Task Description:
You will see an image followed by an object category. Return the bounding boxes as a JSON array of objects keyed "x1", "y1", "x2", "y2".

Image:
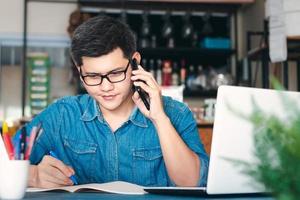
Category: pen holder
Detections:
[{"x1": 0, "y1": 160, "x2": 29, "y2": 199}]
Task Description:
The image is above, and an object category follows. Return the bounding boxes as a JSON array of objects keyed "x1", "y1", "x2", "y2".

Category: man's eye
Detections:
[
  {"x1": 109, "y1": 71, "x2": 123, "y2": 76},
  {"x1": 87, "y1": 74, "x2": 100, "y2": 79}
]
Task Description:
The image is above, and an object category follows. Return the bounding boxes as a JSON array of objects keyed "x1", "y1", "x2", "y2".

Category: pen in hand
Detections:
[{"x1": 49, "y1": 151, "x2": 78, "y2": 185}]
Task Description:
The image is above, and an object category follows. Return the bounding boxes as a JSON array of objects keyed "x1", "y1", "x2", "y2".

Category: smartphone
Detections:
[{"x1": 131, "y1": 58, "x2": 150, "y2": 110}]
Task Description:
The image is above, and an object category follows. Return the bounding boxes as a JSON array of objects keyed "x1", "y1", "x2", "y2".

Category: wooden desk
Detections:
[
  {"x1": 142, "y1": 0, "x2": 255, "y2": 3},
  {"x1": 23, "y1": 192, "x2": 273, "y2": 200}
]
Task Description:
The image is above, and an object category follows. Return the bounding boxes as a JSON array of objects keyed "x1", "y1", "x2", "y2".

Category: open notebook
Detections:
[
  {"x1": 27, "y1": 181, "x2": 146, "y2": 195},
  {"x1": 26, "y1": 181, "x2": 206, "y2": 195}
]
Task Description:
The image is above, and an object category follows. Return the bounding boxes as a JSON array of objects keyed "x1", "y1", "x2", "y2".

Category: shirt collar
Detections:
[
  {"x1": 80, "y1": 97, "x2": 148, "y2": 128},
  {"x1": 129, "y1": 106, "x2": 148, "y2": 128},
  {"x1": 80, "y1": 97, "x2": 103, "y2": 122}
]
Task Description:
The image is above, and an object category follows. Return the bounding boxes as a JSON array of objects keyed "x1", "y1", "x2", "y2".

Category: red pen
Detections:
[
  {"x1": 2, "y1": 122, "x2": 14, "y2": 160},
  {"x1": 25, "y1": 124, "x2": 41, "y2": 160}
]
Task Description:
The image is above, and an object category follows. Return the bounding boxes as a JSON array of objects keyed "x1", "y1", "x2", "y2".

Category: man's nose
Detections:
[{"x1": 100, "y1": 77, "x2": 114, "y2": 91}]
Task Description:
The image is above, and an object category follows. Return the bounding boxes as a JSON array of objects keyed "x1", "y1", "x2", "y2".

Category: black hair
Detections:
[{"x1": 71, "y1": 15, "x2": 136, "y2": 66}]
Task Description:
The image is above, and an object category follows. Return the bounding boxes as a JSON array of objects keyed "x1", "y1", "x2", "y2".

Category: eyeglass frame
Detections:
[{"x1": 79, "y1": 59, "x2": 131, "y2": 86}]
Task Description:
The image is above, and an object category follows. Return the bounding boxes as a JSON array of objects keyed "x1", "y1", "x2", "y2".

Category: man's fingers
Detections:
[
  {"x1": 44, "y1": 173, "x2": 73, "y2": 186},
  {"x1": 37, "y1": 165, "x2": 73, "y2": 187},
  {"x1": 132, "y1": 91, "x2": 140, "y2": 100},
  {"x1": 133, "y1": 81, "x2": 152, "y2": 94},
  {"x1": 131, "y1": 74, "x2": 157, "y2": 89},
  {"x1": 47, "y1": 165, "x2": 74, "y2": 185},
  {"x1": 131, "y1": 69, "x2": 158, "y2": 89},
  {"x1": 35, "y1": 155, "x2": 76, "y2": 189},
  {"x1": 38, "y1": 178, "x2": 69, "y2": 189},
  {"x1": 44, "y1": 155, "x2": 73, "y2": 177},
  {"x1": 68, "y1": 166, "x2": 75, "y2": 175}
]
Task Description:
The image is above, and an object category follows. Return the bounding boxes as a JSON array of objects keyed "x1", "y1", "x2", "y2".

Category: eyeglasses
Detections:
[{"x1": 80, "y1": 60, "x2": 130, "y2": 86}]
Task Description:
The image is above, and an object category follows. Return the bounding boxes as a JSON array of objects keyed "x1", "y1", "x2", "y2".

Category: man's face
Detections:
[{"x1": 80, "y1": 48, "x2": 134, "y2": 112}]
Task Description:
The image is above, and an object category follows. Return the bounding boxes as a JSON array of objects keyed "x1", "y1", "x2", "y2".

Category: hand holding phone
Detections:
[{"x1": 131, "y1": 58, "x2": 150, "y2": 110}]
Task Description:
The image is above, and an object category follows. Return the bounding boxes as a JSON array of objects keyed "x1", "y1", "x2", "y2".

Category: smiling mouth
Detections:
[{"x1": 102, "y1": 95, "x2": 117, "y2": 100}]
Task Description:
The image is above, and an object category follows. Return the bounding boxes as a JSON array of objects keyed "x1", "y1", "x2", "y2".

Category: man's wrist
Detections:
[
  {"x1": 28, "y1": 165, "x2": 38, "y2": 187},
  {"x1": 152, "y1": 112, "x2": 170, "y2": 127}
]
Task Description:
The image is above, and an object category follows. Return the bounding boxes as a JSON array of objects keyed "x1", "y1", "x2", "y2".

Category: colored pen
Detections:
[
  {"x1": 34, "y1": 124, "x2": 43, "y2": 141},
  {"x1": 0, "y1": 133, "x2": 9, "y2": 161},
  {"x1": 2, "y1": 122, "x2": 14, "y2": 160},
  {"x1": 14, "y1": 134, "x2": 21, "y2": 160},
  {"x1": 25, "y1": 123, "x2": 42, "y2": 160},
  {"x1": 49, "y1": 151, "x2": 78, "y2": 185},
  {"x1": 20, "y1": 126, "x2": 27, "y2": 160}
]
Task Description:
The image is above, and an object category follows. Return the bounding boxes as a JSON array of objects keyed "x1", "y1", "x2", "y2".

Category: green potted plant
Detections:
[{"x1": 239, "y1": 79, "x2": 300, "y2": 200}]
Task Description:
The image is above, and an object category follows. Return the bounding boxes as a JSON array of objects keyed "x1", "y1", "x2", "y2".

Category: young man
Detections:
[{"x1": 22, "y1": 15, "x2": 209, "y2": 188}]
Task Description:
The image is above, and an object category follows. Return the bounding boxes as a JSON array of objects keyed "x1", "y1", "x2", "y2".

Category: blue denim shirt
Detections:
[{"x1": 16, "y1": 94, "x2": 209, "y2": 186}]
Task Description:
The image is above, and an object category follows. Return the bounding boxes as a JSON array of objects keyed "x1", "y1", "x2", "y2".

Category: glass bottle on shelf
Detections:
[
  {"x1": 119, "y1": 10, "x2": 128, "y2": 24},
  {"x1": 141, "y1": 58, "x2": 147, "y2": 70},
  {"x1": 151, "y1": 35, "x2": 157, "y2": 48},
  {"x1": 206, "y1": 66, "x2": 217, "y2": 90},
  {"x1": 192, "y1": 31, "x2": 199, "y2": 48},
  {"x1": 149, "y1": 59, "x2": 156, "y2": 78},
  {"x1": 186, "y1": 64, "x2": 197, "y2": 91},
  {"x1": 180, "y1": 59, "x2": 187, "y2": 85},
  {"x1": 182, "y1": 12, "x2": 194, "y2": 47},
  {"x1": 118, "y1": 10, "x2": 138, "y2": 46},
  {"x1": 194, "y1": 65, "x2": 207, "y2": 90},
  {"x1": 171, "y1": 62, "x2": 180, "y2": 86},
  {"x1": 162, "y1": 11, "x2": 175, "y2": 48},
  {"x1": 156, "y1": 59, "x2": 162, "y2": 85},
  {"x1": 201, "y1": 12, "x2": 213, "y2": 36},
  {"x1": 162, "y1": 60, "x2": 172, "y2": 86},
  {"x1": 139, "y1": 11, "x2": 151, "y2": 48}
]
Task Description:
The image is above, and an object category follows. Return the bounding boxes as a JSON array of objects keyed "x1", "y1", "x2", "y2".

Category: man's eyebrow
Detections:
[
  {"x1": 84, "y1": 67, "x2": 125, "y2": 75},
  {"x1": 84, "y1": 72, "x2": 100, "y2": 75},
  {"x1": 109, "y1": 67, "x2": 125, "y2": 72}
]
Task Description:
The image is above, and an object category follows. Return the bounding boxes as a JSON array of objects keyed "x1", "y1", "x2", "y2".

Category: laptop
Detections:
[{"x1": 145, "y1": 85, "x2": 300, "y2": 196}]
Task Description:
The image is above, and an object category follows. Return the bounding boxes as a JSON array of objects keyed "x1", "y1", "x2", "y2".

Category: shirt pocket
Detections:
[
  {"x1": 63, "y1": 138, "x2": 97, "y2": 183},
  {"x1": 132, "y1": 146, "x2": 164, "y2": 186}
]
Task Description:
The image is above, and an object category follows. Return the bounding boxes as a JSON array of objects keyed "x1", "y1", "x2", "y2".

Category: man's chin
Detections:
[
  {"x1": 98, "y1": 102, "x2": 121, "y2": 112},
  {"x1": 96, "y1": 93, "x2": 133, "y2": 112}
]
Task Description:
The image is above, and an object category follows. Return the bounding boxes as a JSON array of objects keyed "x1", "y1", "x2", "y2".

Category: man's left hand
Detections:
[{"x1": 131, "y1": 65, "x2": 167, "y2": 122}]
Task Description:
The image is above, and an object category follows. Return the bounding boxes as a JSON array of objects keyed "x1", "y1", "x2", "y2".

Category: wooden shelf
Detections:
[
  {"x1": 184, "y1": 89, "x2": 217, "y2": 98},
  {"x1": 134, "y1": 0, "x2": 254, "y2": 3},
  {"x1": 79, "y1": 0, "x2": 254, "y2": 4},
  {"x1": 248, "y1": 39, "x2": 300, "y2": 61},
  {"x1": 79, "y1": 0, "x2": 252, "y2": 12},
  {"x1": 197, "y1": 120, "x2": 214, "y2": 127},
  {"x1": 287, "y1": 36, "x2": 300, "y2": 40},
  {"x1": 29, "y1": 0, "x2": 254, "y2": 3},
  {"x1": 140, "y1": 47, "x2": 235, "y2": 58}
]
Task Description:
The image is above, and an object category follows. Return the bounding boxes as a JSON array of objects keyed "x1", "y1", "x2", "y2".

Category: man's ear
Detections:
[{"x1": 132, "y1": 52, "x2": 141, "y2": 65}]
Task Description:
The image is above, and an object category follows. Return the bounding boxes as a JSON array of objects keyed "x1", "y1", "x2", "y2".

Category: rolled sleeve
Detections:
[
  {"x1": 187, "y1": 141, "x2": 209, "y2": 187},
  {"x1": 173, "y1": 105, "x2": 210, "y2": 187},
  {"x1": 197, "y1": 150, "x2": 209, "y2": 187}
]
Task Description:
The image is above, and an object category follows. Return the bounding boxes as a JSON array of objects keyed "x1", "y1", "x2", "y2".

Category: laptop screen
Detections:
[{"x1": 207, "y1": 86, "x2": 300, "y2": 194}]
